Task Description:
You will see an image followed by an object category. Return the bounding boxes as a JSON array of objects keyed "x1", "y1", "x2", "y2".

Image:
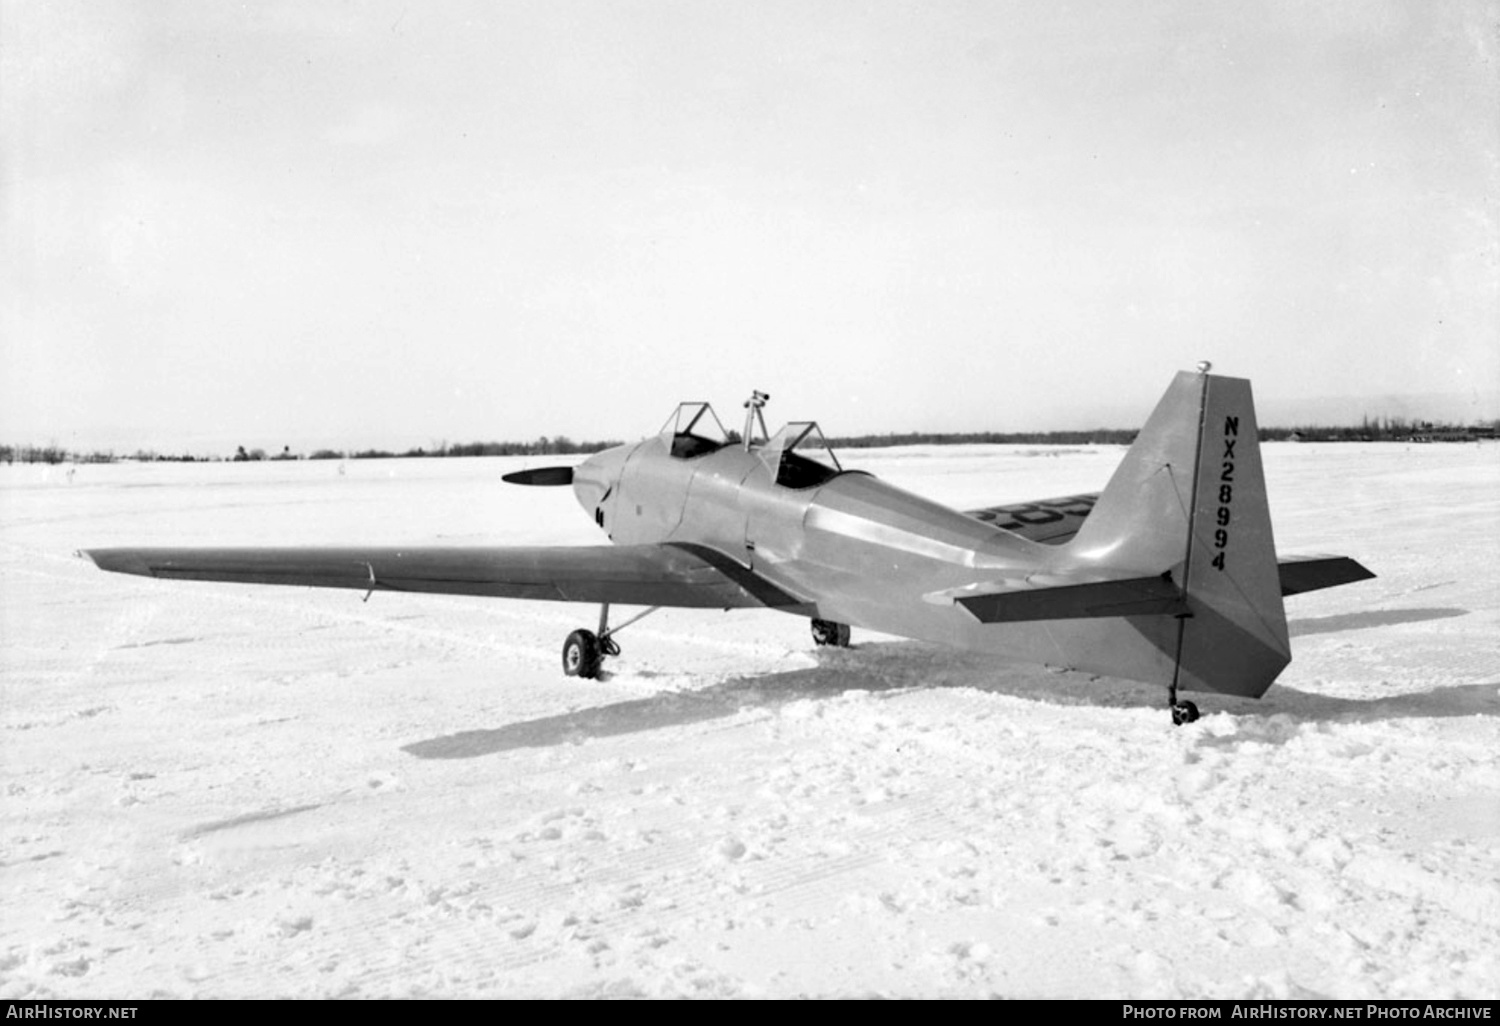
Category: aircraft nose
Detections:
[{"x1": 573, "y1": 445, "x2": 627, "y2": 518}]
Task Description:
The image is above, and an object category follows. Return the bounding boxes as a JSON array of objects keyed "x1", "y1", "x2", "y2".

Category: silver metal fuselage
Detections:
[{"x1": 571, "y1": 436, "x2": 1180, "y2": 682}]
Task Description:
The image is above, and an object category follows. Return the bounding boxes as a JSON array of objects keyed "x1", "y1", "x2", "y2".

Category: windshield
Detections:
[
  {"x1": 658, "y1": 402, "x2": 731, "y2": 458},
  {"x1": 761, "y1": 421, "x2": 843, "y2": 489}
]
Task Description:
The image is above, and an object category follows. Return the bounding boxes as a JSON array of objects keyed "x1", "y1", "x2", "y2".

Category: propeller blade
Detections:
[{"x1": 501, "y1": 466, "x2": 575, "y2": 486}]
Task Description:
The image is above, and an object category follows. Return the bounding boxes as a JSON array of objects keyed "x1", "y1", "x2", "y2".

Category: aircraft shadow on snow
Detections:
[
  {"x1": 402, "y1": 613, "x2": 1495, "y2": 761},
  {"x1": 1287, "y1": 606, "x2": 1467, "y2": 637}
]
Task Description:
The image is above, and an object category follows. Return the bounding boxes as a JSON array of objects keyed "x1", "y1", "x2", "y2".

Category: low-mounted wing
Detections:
[{"x1": 81, "y1": 543, "x2": 809, "y2": 611}]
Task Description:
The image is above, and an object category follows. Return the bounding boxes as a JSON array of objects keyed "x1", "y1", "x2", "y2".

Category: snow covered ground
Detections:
[{"x1": 2, "y1": 443, "x2": 1496, "y2": 998}]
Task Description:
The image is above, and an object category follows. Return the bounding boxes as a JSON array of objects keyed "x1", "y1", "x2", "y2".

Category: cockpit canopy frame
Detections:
[
  {"x1": 659, "y1": 402, "x2": 731, "y2": 459},
  {"x1": 657, "y1": 398, "x2": 848, "y2": 489},
  {"x1": 760, "y1": 421, "x2": 843, "y2": 489}
]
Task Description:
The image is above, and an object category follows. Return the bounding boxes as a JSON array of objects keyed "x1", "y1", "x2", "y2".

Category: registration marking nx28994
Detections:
[{"x1": 1211, "y1": 415, "x2": 1238, "y2": 572}]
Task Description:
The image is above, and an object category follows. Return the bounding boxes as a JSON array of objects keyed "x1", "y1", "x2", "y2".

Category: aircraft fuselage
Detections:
[{"x1": 570, "y1": 435, "x2": 1181, "y2": 685}]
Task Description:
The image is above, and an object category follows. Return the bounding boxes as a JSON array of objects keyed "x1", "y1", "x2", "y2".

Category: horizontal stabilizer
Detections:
[
  {"x1": 1277, "y1": 555, "x2": 1376, "y2": 596},
  {"x1": 953, "y1": 573, "x2": 1186, "y2": 623},
  {"x1": 948, "y1": 554, "x2": 1375, "y2": 624}
]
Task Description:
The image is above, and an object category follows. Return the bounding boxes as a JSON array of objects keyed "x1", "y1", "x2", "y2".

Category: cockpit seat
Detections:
[{"x1": 670, "y1": 433, "x2": 724, "y2": 459}]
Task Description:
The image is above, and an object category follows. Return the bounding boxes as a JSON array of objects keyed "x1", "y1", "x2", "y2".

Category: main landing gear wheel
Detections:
[
  {"x1": 1171, "y1": 700, "x2": 1200, "y2": 726},
  {"x1": 562, "y1": 629, "x2": 602, "y2": 679},
  {"x1": 811, "y1": 618, "x2": 851, "y2": 648},
  {"x1": 560, "y1": 603, "x2": 660, "y2": 679}
]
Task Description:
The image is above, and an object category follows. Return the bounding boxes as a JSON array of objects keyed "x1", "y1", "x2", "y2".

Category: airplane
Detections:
[{"x1": 82, "y1": 365, "x2": 1373, "y2": 725}]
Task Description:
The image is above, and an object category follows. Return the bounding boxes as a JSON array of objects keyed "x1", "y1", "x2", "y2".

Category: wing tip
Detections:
[{"x1": 78, "y1": 548, "x2": 152, "y2": 577}]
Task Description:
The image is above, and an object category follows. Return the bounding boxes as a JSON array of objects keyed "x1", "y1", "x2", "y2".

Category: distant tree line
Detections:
[
  {"x1": 825, "y1": 428, "x2": 1144, "y2": 448},
  {"x1": 827, "y1": 416, "x2": 1496, "y2": 448},
  {"x1": 0, "y1": 436, "x2": 625, "y2": 465},
  {"x1": 308, "y1": 436, "x2": 628, "y2": 460},
  {"x1": 3, "y1": 418, "x2": 1494, "y2": 465},
  {"x1": 1258, "y1": 416, "x2": 1498, "y2": 443},
  {"x1": 232, "y1": 445, "x2": 299, "y2": 461},
  {"x1": 0, "y1": 444, "x2": 207, "y2": 464},
  {"x1": 0, "y1": 444, "x2": 71, "y2": 464}
]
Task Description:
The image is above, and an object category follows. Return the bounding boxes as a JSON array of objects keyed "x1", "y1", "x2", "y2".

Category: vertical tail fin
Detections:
[{"x1": 1068, "y1": 370, "x2": 1290, "y2": 697}]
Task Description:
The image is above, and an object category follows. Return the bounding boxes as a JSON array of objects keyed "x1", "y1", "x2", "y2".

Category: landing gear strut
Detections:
[
  {"x1": 1166, "y1": 614, "x2": 1201, "y2": 726},
  {"x1": 561, "y1": 603, "x2": 657, "y2": 679},
  {"x1": 811, "y1": 618, "x2": 851, "y2": 648}
]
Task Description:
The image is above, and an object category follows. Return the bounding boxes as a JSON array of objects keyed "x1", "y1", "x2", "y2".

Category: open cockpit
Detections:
[
  {"x1": 759, "y1": 421, "x2": 843, "y2": 489},
  {"x1": 658, "y1": 393, "x2": 851, "y2": 489},
  {"x1": 659, "y1": 402, "x2": 732, "y2": 459}
]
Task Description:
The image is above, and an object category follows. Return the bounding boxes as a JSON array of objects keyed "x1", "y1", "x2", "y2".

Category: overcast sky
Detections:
[{"x1": 3, "y1": 0, "x2": 1496, "y2": 453}]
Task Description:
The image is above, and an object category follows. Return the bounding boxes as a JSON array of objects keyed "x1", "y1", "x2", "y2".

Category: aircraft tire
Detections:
[
  {"x1": 1171, "y1": 700, "x2": 1200, "y2": 726},
  {"x1": 563, "y1": 629, "x2": 602, "y2": 678},
  {"x1": 811, "y1": 619, "x2": 851, "y2": 648}
]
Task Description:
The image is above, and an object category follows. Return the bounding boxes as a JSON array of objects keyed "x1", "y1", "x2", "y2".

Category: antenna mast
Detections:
[{"x1": 742, "y1": 391, "x2": 770, "y2": 451}]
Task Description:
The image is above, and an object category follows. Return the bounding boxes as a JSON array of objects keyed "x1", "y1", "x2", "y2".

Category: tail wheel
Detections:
[
  {"x1": 563, "y1": 629, "x2": 602, "y2": 678},
  {"x1": 811, "y1": 618, "x2": 851, "y2": 648},
  {"x1": 1171, "y1": 700, "x2": 1200, "y2": 726}
]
